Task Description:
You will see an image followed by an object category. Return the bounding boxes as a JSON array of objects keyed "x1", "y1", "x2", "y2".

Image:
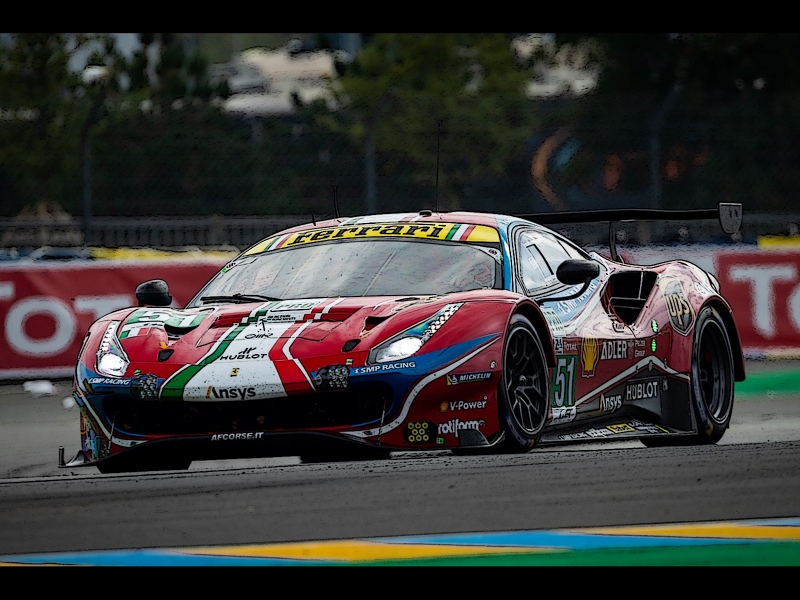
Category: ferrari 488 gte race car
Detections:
[{"x1": 63, "y1": 204, "x2": 744, "y2": 473}]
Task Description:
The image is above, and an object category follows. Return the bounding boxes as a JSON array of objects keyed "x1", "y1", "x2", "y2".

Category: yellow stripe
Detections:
[
  {"x1": 182, "y1": 540, "x2": 554, "y2": 562},
  {"x1": 244, "y1": 223, "x2": 499, "y2": 254},
  {"x1": 571, "y1": 522, "x2": 800, "y2": 541},
  {"x1": 244, "y1": 237, "x2": 279, "y2": 256},
  {"x1": 465, "y1": 227, "x2": 500, "y2": 243},
  {"x1": 758, "y1": 235, "x2": 800, "y2": 248}
]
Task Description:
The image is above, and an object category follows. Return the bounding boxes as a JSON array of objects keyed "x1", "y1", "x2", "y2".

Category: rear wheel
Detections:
[
  {"x1": 642, "y1": 306, "x2": 734, "y2": 447},
  {"x1": 495, "y1": 314, "x2": 549, "y2": 453}
]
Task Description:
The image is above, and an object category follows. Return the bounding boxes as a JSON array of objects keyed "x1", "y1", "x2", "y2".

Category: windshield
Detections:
[{"x1": 189, "y1": 239, "x2": 501, "y2": 306}]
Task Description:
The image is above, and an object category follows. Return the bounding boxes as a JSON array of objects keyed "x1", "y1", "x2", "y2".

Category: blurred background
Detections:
[{"x1": 2, "y1": 33, "x2": 800, "y2": 379}]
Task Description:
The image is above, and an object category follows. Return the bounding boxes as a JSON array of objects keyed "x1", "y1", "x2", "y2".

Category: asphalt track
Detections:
[{"x1": 1, "y1": 360, "x2": 800, "y2": 563}]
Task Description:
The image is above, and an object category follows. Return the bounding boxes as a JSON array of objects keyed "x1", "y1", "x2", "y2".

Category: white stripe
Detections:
[
  {"x1": 282, "y1": 321, "x2": 315, "y2": 387},
  {"x1": 575, "y1": 355, "x2": 689, "y2": 407},
  {"x1": 450, "y1": 224, "x2": 469, "y2": 241},
  {"x1": 315, "y1": 296, "x2": 345, "y2": 320},
  {"x1": 344, "y1": 337, "x2": 499, "y2": 439},
  {"x1": 158, "y1": 322, "x2": 242, "y2": 396},
  {"x1": 272, "y1": 233, "x2": 291, "y2": 248}
]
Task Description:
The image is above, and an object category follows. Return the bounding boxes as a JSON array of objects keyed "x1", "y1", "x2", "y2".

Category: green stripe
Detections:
[
  {"x1": 736, "y1": 369, "x2": 800, "y2": 397},
  {"x1": 159, "y1": 324, "x2": 247, "y2": 399},
  {"x1": 362, "y1": 542, "x2": 800, "y2": 566},
  {"x1": 444, "y1": 223, "x2": 460, "y2": 240}
]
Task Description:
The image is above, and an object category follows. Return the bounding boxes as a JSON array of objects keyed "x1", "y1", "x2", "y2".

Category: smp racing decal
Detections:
[
  {"x1": 351, "y1": 361, "x2": 416, "y2": 375},
  {"x1": 662, "y1": 278, "x2": 695, "y2": 336}
]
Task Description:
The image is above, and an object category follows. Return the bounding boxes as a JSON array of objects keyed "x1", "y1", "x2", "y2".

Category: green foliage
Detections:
[
  {"x1": 547, "y1": 33, "x2": 800, "y2": 212},
  {"x1": 331, "y1": 33, "x2": 538, "y2": 210}
]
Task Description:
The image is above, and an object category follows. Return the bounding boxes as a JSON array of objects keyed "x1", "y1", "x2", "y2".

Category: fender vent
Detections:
[{"x1": 608, "y1": 271, "x2": 657, "y2": 325}]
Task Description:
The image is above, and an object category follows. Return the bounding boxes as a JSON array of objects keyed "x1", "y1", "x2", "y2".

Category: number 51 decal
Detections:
[{"x1": 551, "y1": 355, "x2": 577, "y2": 408}]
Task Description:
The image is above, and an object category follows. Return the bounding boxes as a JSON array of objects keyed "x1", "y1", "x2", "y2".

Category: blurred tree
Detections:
[
  {"x1": 547, "y1": 33, "x2": 800, "y2": 212},
  {"x1": 0, "y1": 33, "x2": 114, "y2": 216},
  {"x1": 325, "y1": 33, "x2": 538, "y2": 212}
]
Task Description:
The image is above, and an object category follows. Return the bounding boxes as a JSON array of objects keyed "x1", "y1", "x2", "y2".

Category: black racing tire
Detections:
[
  {"x1": 300, "y1": 447, "x2": 391, "y2": 464},
  {"x1": 641, "y1": 306, "x2": 734, "y2": 447},
  {"x1": 495, "y1": 314, "x2": 550, "y2": 453}
]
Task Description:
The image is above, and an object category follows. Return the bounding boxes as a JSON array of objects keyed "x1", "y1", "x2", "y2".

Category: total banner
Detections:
[{"x1": 0, "y1": 260, "x2": 226, "y2": 379}]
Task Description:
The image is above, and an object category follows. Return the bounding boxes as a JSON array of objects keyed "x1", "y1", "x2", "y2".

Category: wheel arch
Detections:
[
  {"x1": 703, "y1": 298, "x2": 746, "y2": 382},
  {"x1": 510, "y1": 300, "x2": 557, "y2": 369}
]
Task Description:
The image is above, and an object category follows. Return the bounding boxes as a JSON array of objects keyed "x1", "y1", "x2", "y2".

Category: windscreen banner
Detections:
[{"x1": 0, "y1": 260, "x2": 226, "y2": 379}]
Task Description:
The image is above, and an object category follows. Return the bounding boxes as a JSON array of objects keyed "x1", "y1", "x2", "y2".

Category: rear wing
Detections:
[{"x1": 516, "y1": 202, "x2": 742, "y2": 263}]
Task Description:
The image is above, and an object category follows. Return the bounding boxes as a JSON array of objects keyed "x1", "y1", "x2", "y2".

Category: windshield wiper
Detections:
[{"x1": 200, "y1": 294, "x2": 283, "y2": 304}]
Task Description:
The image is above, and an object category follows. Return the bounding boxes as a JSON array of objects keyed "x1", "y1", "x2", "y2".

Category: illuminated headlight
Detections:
[
  {"x1": 373, "y1": 337, "x2": 424, "y2": 364},
  {"x1": 369, "y1": 303, "x2": 462, "y2": 364},
  {"x1": 95, "y1": 321, "x2": 129, "y2": 378}
]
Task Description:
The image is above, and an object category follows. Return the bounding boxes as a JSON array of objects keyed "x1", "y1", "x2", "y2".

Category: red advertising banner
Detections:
[
  {"x1": 715, "y1": 250, "x2": 800, "y2": 356},
  {"x1": 0, "y1": 260, "x2": 226, "y2": 379}
]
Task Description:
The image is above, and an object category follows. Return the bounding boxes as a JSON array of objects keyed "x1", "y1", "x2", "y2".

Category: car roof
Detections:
[{"x1": 277, "y1": 211, "x2": 504, "y2": 235}]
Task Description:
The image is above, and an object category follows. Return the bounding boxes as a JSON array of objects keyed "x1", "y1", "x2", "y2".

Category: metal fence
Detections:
[{"x1": 2, "y1": 211, "x2": 799, "y2": 250}]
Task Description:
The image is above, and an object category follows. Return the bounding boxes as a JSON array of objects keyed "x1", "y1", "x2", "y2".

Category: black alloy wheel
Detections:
[
  {"x1": 497, "y1": 314, "x2": 550, "y2": 452},
  {"x1": 690, "y1": 306, "x2": 735, "y2": 443},
  {"x1": 641, "y1": 306, "x2": 734, "y2": 447}
]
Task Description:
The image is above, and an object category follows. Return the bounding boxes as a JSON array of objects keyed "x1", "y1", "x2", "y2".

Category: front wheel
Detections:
[{"x1": 495, "y1": 314, "x2": 550, "y2": 453}]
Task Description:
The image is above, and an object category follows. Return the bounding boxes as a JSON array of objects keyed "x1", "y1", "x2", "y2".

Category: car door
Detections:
[{"x1": 514, "y1": 227, "x2": 624, "y2": 426}]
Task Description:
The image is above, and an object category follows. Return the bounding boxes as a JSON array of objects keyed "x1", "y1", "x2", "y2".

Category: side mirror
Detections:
[
  {"x1": 556, "y1": 259, "x2": 600, "y2": 286},
  {"x1": 135, "y1": 279, "x2": 172, "y2": 307}
]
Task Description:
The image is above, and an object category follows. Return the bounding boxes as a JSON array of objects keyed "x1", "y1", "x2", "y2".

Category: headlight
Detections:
[
  {"x1": 369, "y1": 303, "x2": 462, "y2": 364},
  {"x1": 95, "y1": 321, "x2": 129, "y2": 377},
  {"x1": 372, "y1": 337, "x2": 424, "y2": 364}
]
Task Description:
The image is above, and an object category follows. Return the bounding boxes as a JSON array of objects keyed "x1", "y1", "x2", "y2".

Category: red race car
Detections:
[{"x1": 62, "y1": 204, "x2": 744, "y2": 473}]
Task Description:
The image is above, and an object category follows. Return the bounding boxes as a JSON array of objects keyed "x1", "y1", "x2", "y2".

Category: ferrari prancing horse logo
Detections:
[{"x1": 663, "y1": 279, "x2": 694, "y2": 336}]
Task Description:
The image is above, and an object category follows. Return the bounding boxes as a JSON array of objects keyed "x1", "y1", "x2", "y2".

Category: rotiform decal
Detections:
[
  {"x1": 662, "y1": 279, "x2": 695, "y2": 336},
  {"x1": 437, "y1": 418, "x2": 485, "y2": 438}
]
